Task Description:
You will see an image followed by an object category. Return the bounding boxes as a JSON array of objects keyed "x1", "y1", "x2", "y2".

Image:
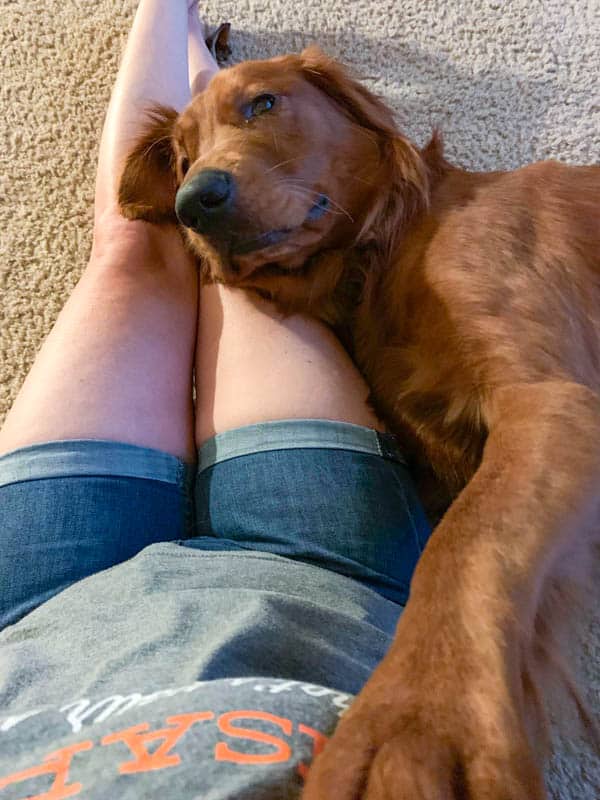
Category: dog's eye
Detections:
[
  {"x1": 246, "y1": 93, "x2": 276, "y2": 120},
  {"x1": 180, "y1": 157, "x2": 190, "y2": 176}
]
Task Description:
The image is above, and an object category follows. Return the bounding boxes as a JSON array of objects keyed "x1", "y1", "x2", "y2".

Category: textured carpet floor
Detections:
[{"x1": 1, "y1": 0, "x2": 598, "y2": 795}]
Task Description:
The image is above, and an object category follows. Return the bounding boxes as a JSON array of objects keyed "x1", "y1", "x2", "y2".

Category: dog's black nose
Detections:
[{"x1": 175, "y1": 169, "x2": 235, "y2": 231}]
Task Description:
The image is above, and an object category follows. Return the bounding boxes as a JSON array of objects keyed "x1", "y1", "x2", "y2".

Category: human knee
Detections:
[{"x1": 91, "y1": 206, "x2": 189, "y2": 269}]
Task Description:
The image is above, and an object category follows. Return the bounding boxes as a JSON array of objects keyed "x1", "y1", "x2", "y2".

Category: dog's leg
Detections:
[{"x1": 303, "y1": 380, "x2": 600, "y2": 800}]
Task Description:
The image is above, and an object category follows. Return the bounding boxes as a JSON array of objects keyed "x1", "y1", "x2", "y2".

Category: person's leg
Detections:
[
  {"x1": 192, "y1": 282, "x2": 433, "y2": 610},
  {"x1": 185, "y1": 12, "x2": 430, "y2": 614},
  {"x1": 0, "y1": 0, "x2": 219, "y2": 462},
  {"x1": 196, "y1": 284, "x2": 382, "y2": 445},
  {"x1": 187, "y1": 2, "x2": 220, "y2": 97},
  {"x1": 0, "y1": 0, "x2": 221, "y2": 628},
  {"x1": 184, "y1": 22, "x2": 379, "y2": 439},
  {"x1": 93, "y1": 0, "x2": 196, "y2": 226}
]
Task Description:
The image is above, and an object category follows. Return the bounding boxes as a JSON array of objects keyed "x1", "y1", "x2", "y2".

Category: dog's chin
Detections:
[
  {"x1": 187, "y1": 193, "x2": 334, "y2": 284},
  {"x1": 205, "y1": 224, "x2": 324, "y2": 283},
  {"x1": 230, "y1": 245, "x2": 308, "y2": 280},
  {"x1": 189, "y1": 232, "x2": 308, "y2": 286}
]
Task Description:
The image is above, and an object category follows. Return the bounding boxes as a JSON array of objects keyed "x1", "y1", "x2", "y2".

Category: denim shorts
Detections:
[{"x1": 0, "y1": 419, "x2": 432, "y2": 630}]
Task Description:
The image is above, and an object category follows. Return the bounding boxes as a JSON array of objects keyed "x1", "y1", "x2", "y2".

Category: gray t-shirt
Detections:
[{"x1": 0, "y1": 542, "x2": 402, "y2": 798}]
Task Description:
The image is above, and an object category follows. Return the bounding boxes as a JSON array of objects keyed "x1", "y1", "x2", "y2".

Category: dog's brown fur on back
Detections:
[{"x1": 119, "y1": 47, "x2": 600, "y2": 799}]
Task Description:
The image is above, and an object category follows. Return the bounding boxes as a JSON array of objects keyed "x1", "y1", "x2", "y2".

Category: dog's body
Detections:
[
  {"x1": 119, "y1": 48, "x2": 600, "y2": 799},
  {"x1": 343, "y1": 153, "x2": 600, "y2": 495}
]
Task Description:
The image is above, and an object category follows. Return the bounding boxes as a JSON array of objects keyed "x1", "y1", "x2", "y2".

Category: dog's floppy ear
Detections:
[
  {"x1": 298, "y1": 46, "x2": 430, "y2": 249},
  {"x1": 298, "y1": 45, "x2": 398, "y2": 137},
  {"x1": 118, "y1": 103, "x2": 179, "y2": 224}
]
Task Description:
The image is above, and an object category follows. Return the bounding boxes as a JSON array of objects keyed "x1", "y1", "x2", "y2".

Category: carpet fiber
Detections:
[{"x1": 1, "y1": 1, "x2": 598, "y2": 795}]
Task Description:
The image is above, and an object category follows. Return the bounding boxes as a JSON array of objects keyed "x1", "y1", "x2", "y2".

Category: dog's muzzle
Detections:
[{"x1": 175, "y1": 169, "x2": 330, "y2": 255}]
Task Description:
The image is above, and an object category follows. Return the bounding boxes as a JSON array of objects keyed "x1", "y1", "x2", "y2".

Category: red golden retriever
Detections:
[{"x1": 118, "y1": 46, "x2": 600, "y2": 800}]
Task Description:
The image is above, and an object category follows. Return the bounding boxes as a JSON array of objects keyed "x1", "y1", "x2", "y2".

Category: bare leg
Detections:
[
  {"x1": 187, "y1": 2, "x2": 219, "y2": 97},
  {"x1": 183, "y1": 2, "x2": 380, "y2": 443},
  {"x1": 196, "y1": 285, "x2": 382, "y2": 446},
  {"x1": 94, "y1": 0, "x2": 192, "y2": 226},
  {"x1": 0, "y1": 0, "x2": 203, "y2": 462}
]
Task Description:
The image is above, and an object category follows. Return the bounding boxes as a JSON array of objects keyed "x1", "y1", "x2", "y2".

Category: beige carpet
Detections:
[{"x1": 1, "y1": 0, "x2": 598, "y2": 795}]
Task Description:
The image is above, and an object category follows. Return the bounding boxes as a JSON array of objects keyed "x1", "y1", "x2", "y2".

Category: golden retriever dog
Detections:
[{"x1": 118, "y1": 46, "x2": 600, "y2": 800}]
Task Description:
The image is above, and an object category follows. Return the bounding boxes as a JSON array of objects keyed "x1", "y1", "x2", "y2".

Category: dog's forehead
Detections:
[
  {"x1": 175, "y1": 56, "x2": 323, "y2": 149},
  {"x1": 209, "y1": 58, "x2": 300, "y2": 108}
]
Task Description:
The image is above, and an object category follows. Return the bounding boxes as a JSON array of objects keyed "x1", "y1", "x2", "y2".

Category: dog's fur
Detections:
[{"x1": 118, "y1": 47, "x2": 600, "y2": 799}]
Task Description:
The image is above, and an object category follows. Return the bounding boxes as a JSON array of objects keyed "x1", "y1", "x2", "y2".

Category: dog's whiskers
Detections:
[
  {"x1": 350, "y1": 175, "x2": 374, "y2": 186},
  {"x1": 276, "y1": 178, "x2": 355, "y2": 222},
  {"x1": 265, "y1": 156, "x2": 307, "y2": 174},
  {"x1": 323, "y1": 195, "x2": 354, "y2": 222},
  {"x1": 139, "y1": 134, "x2": 174, "y2": 161},
  {"x1": 283, "y1": 186, "x2": 348, "y2": 220}
]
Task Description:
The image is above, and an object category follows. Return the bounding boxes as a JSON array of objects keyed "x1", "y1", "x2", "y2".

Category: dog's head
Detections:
[{"x1": 119, "y1": 47, "x2": 430, "y2": 290}]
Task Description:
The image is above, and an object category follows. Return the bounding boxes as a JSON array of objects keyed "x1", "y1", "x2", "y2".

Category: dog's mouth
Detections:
[
  {"x1": 230, "y1": 227, "x2": 293, "y2": 256},
  {"x1": 229, "y1": 194, "x2": 330, "y2": 257}
]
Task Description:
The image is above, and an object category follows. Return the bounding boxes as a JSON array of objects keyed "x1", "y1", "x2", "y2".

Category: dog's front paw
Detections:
[{"x1": 302, "y1": 649, "x2": 547, "y2": 800}]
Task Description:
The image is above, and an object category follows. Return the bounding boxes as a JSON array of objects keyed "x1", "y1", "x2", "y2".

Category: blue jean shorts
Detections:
[{"x1": 0, "y1": 419, "x2": 432, "y2": 630}]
